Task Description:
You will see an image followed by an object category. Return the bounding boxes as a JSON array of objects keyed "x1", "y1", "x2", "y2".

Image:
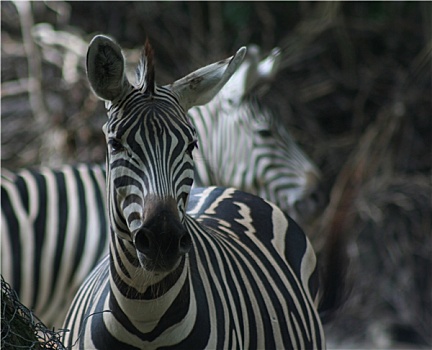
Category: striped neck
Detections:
[
  {"x1": 108, "y1": 231, "x2": 194, "y2": 328},
  {"x1": 190, "y1": 98, "x2": 251, "y2": 189}
]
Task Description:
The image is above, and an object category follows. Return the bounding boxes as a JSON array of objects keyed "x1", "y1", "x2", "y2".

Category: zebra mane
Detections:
[{"x1": 136, "y1": 38, "x2": 155, "y2": 95}]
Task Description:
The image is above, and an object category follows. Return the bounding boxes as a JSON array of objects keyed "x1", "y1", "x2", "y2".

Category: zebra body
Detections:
[
  {"x1": 1, "y1": 164, "x2": 108, "y2": 327},
  {"x1": 62, "y1": 35, "x2": 325, "y2": 348},
  {"x1": 1, "y1": 44, "x2": 324, "y2": 329},
  {"x1": 65, "y1": 187, "x2": 323, "y2": 349}
]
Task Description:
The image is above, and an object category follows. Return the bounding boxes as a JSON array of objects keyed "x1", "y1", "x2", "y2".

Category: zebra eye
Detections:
[
  {"x1": 108, "y1": 139, "x2": 124, "y2": 154},
  {"x1": 257, "y1": 129, "x2": 272, "y2": 138},
  {"x1": 186, "y1": 141, "x2": 197, "y2": 156}
]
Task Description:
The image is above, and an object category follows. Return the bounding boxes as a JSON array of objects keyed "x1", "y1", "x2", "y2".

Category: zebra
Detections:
[
  {"x1": 62, "y1": 35, "x2": 325, "y2": 349},
  {"x1": 1, "y1": 43, "x2": 325, "y2": 329},
  {"x1": 190, "y1": 43, "x2": 323, "y2": 224},
  {"x1": 1, "y1": 164, "x2": 108, "y2": 328}
]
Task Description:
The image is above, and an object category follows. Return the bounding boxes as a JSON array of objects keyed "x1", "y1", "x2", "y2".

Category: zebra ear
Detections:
[
  {"x1": 222, "y1": 45, "x2": 282, "y2": 103},
  {"x1": 255, "y1": 46, "x2": 282, "y2": 85},
  {"x1": 245, "y1": 46, "x2": 281, "y2": 95},
  {"x1": 166, "y1": 47, "x2": 247, "y2": 111},
  {"x1": 86, "y1": 35, "x2": 131, "y2": 101}
]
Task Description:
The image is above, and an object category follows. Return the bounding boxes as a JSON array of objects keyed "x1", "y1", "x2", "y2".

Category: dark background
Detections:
[{"x1": 1, "y1": 2, "x2": 431, "y2": 348}]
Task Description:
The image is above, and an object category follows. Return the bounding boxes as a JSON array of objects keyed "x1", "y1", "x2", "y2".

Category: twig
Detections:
[
  {"x1": 1, "y1": 79, "x2": 30, "y2": 98},
  {"x1": 316, "y1": 97, "x2": 406, "y2": 246},
  {"x1": 13, "y1": 0, "x2": 49, "y2": 126}
]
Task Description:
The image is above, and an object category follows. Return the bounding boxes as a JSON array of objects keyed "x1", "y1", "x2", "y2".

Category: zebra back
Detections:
[{"x1": 1, "y1": 164, "x2": 109, "y2": 327}]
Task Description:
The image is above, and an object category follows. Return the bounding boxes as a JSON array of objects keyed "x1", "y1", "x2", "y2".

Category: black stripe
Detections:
[
  {"x1": 15, "y1": 173, "x2": 30, "y2": 213},
  {"x1": 69, "y1": 167, "x2": 88, "y2": 286},
  {"x1": 1, "y1": 186, "x2": 22, "y2": 294},
  {"x1": 110, "y1": 237, "x2": 133, "y2": 280},
  {"x1": 50, "y1": 169, "x2": 68, "y2": 300},
  {"x1": 89, "y1": 166, "x2": 109, "y2": 264},
  {"x1": 32, "y1": 170, "x2": 46, "y2": 308}
]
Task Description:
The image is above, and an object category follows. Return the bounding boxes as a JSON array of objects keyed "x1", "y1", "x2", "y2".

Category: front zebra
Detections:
[
  {"x1": 62, "y1": 35, "x2": 324, "y2": 349},
  {"x1": 1, "y1": 44, "x2": 325, "y2": 330}
]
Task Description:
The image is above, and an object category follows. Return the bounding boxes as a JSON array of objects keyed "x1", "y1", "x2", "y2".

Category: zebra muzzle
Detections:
[{"x1": 132, "y1": 214, "x2": 191, "y2": 271}]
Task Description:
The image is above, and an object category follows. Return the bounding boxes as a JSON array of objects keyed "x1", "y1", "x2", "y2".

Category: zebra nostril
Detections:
[
  {"x1": 134, "y1": 229, "x2": 152, "y2": 254},
  {"x1": 134, "y1": 227, "x2": 191, "y2": 258}
]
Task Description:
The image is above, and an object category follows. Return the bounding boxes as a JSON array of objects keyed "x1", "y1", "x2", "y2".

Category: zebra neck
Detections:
[
  {"x1": 108, "y1": 236, "x2": 193, "y2": 326},
  {"x1": 190, "y1": 100, "x2": 256, "y2": 190},
  {"x1": 189, "y1": 102, "x2": 223, "y2": 187}
]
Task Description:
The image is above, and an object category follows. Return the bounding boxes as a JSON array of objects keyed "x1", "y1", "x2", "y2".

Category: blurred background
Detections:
[{"x1": 1, "y1": 1, "x2": 431, "y2": 349}]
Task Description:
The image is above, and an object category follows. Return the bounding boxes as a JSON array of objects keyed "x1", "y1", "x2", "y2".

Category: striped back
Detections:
[{"x1": 1, "y1": 164, "x2": 108, "y2": 327}]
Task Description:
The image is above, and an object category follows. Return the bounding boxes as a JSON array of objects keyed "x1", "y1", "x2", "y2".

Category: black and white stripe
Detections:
[{"x1": 62, "y1": 35, "x2": 325, "y2": 349}]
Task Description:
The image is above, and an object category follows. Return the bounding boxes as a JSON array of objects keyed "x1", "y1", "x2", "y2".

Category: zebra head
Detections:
[
  {"x1": 191, "y1": 44, "x2": 325, "y2": 224},
  {"x1": 86, "y1": 35, "x2": 246, "y2": 273}
]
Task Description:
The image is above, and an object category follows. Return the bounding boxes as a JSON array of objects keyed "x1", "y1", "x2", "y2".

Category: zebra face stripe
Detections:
[{"x1": 104, "y1": 89, "x2": 196, "y2": 271}]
